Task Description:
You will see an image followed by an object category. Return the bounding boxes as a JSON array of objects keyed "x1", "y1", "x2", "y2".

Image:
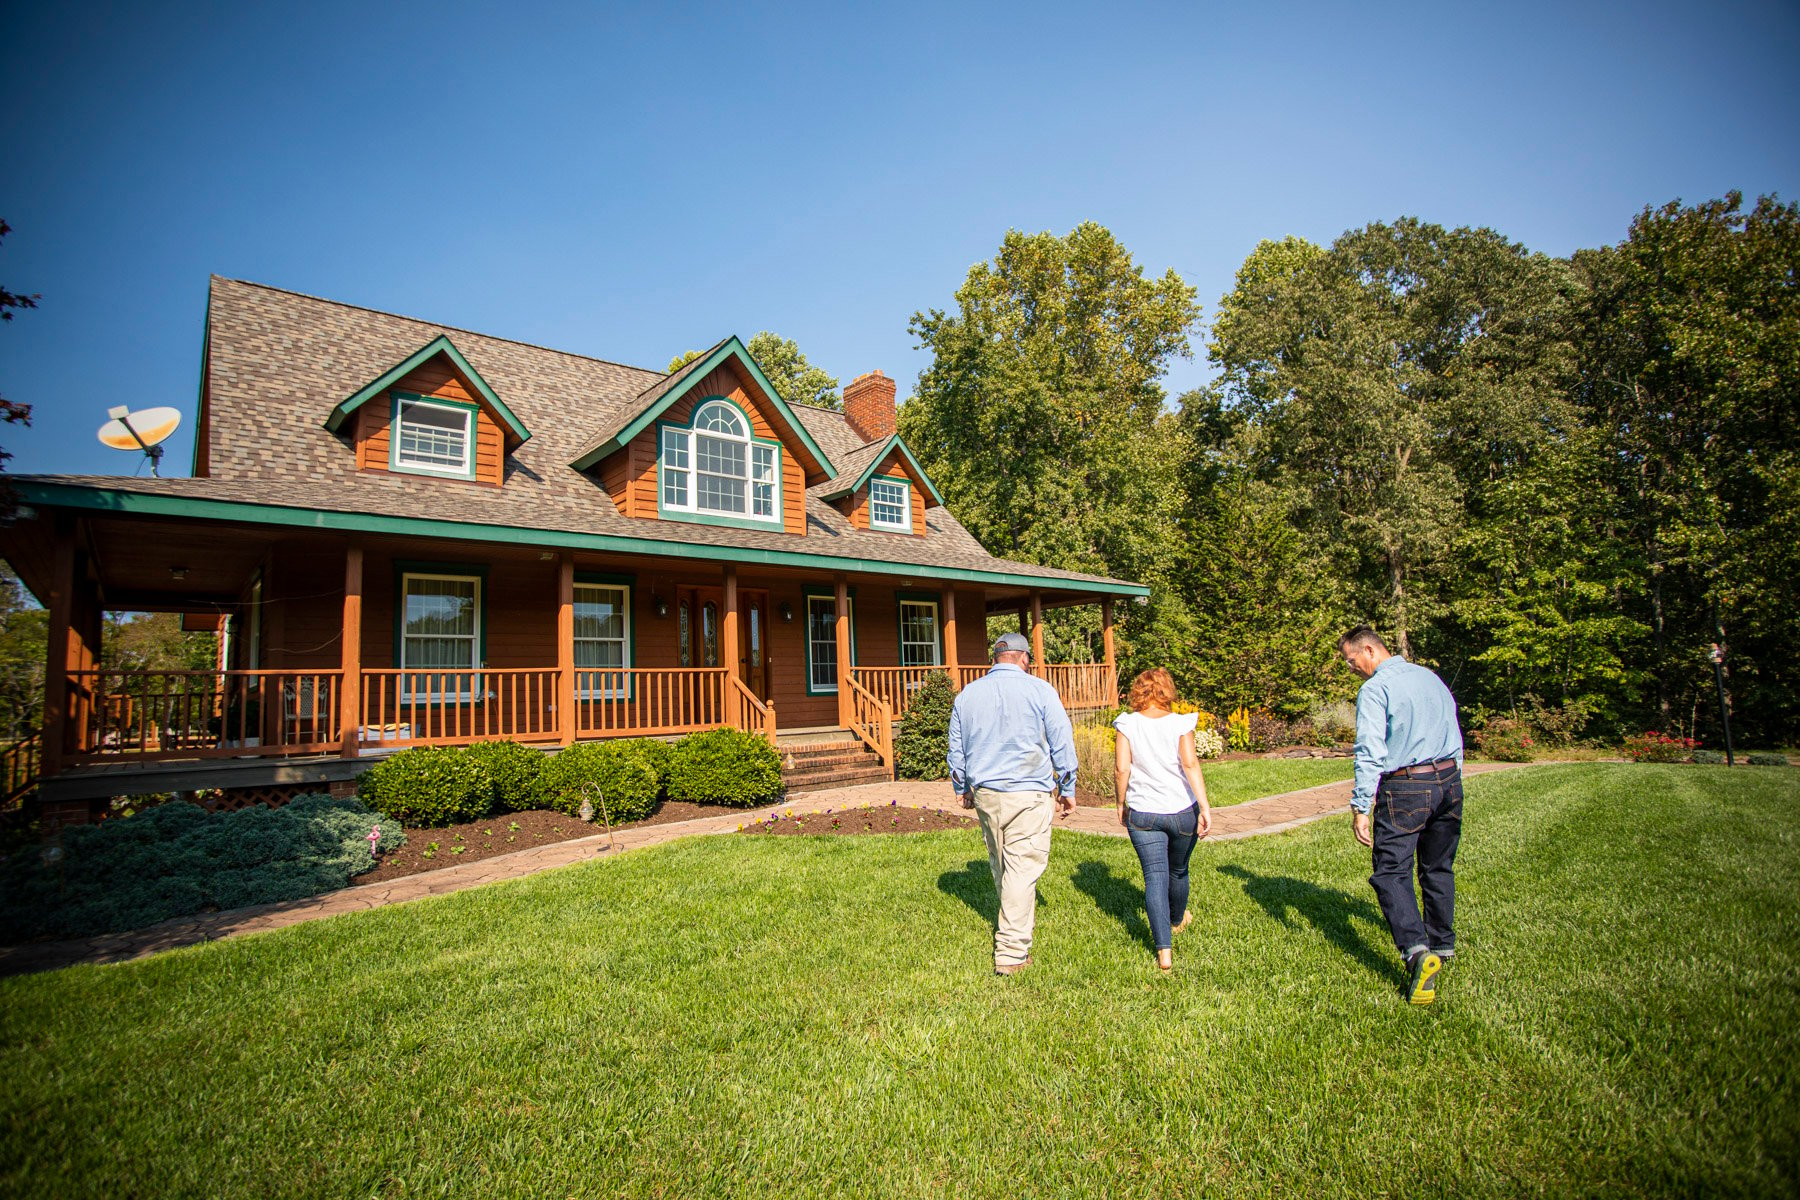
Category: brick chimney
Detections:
[{"x1": 843, "y1": 370, "x2": 897, "y2": 443}]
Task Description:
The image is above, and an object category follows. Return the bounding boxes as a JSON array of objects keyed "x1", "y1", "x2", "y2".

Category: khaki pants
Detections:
[{"x1": 971, "y1": 788, "x2": 1054, "y2": 966}]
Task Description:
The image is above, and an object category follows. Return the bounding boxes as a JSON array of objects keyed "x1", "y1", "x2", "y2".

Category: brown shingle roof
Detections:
[{"x1": 32, "y1": 278, "x2": 1141, "y2": 593}]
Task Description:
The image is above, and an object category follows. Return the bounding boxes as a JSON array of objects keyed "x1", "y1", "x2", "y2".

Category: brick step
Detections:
[
  {"x1": 786, "y1": 767, "x2": 894, "y2": 793},
  {"x1": 781, "y1": 751, "x2": 882, "y2": 772},
  {"x1": 779, "y1": 740, "x2": 866, "y2": 759}
]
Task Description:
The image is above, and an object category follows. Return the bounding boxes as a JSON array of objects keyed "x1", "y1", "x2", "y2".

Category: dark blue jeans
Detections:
[
  {"x1": 1126, "y1": 805, "x2": 1200, "y2": 950},
  {"x1": 1369, "y1": 763, "x2": 1462, "y2": 960}
]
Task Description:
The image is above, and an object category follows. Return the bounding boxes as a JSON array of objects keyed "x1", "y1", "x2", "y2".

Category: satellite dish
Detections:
[{"x1": 97, "y1": 406, "x2": 181, "y2": 476}]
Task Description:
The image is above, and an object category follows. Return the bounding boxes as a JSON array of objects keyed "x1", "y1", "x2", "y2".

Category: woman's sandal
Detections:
[
  {"x1": 1155, "y1": 949, "x2": 1173, "y2": 973},
  {"x1": 1171, "y1": 910, "x2": 1193, "y2": 936}
]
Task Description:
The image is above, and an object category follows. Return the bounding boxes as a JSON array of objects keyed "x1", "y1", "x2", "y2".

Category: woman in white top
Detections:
[{"x1": 1114, "y1": 668, "x2": 1213, "y2": 972}]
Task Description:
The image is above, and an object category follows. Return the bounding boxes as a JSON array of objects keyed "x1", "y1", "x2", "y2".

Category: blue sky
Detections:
[{"x1": 3, "y1": 0, "x2": 1796, "y2": 476}]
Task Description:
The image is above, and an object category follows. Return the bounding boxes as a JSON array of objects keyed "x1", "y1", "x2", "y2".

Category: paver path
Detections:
[{"x1": 0, "y1": 762, "x2": 1537, "y2": 978}]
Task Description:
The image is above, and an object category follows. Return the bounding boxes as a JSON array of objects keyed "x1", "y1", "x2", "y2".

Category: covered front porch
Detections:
[{"x1": 5, "y1": 502, "x2": 1131, "y2": 814}]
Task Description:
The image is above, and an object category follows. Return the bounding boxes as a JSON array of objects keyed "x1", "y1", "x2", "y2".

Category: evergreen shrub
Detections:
[
  {"x1": 895, "y1": 672, "x2": 956, "y2": 781},
  {"x1": 356, "y1": 747, "x2": 494, "y2": 825},
  {"x1": 0, "y1": 795, "x2": 404, "y2": 940},
  {"x1": 1747, "y1": 753, "x2": 1791, "y2": 767},
  {"x1": 611, "y1": 737, "x2": 674, "y2": 797},
  {"x1": 1693, "y1": 750, "x2": 1727, "y2": 765},
  {"x1": 463, "y1": 740, "x2": 548, "y2": 811},
  {"x1": 667, "y1": 728, "x2": 783, "y2": 807},
  {"x1": 539, "y1": 742, "x2": 660, "y2": 822}
]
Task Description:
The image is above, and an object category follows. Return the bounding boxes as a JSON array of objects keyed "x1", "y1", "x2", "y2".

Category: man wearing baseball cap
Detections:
[{"x1": 946, "y1": 629, "x2": 1079, "y2": 975}]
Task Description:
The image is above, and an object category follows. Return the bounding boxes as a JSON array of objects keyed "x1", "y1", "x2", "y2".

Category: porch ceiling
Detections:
[{"x1": 88, "y1": 518, "x2": 273, "y2": 608}]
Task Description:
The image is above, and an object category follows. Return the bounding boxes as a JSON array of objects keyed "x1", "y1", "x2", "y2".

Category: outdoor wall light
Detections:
[
  {"x1": 170, "y1": 566, "x2": 188, "y2": 581},
  {"x1": 654, "y1": 596, "x2": 669, "y2": 618},
  {"x1": 780, "y1": 602, "x2": 793, "y2": 622}
]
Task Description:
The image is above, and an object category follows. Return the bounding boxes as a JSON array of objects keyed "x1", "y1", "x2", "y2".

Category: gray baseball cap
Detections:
[{"x1": 992, "y1": 631, "x2": 1031, "y2": 655}]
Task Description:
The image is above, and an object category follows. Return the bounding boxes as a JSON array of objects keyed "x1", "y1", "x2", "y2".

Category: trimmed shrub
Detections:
[
  {"x1": 610, "y1": 737, "x2": 674, "y2": 797},
  {"x1": 667, "y1": 728, "x2": 783, "y2": 807},
  {"x1": 896, "y1": 672, "x2": 956, "y2": 781},
  {"x1": 1623, "y1": 731, "x2": 1698, "y2": 763},
  {"x1": 0, "y1": 794, "x2": 404, "y2": 940},
  {"x1": 540, "y1": 742, "x2": 660, "y2": 823},
  {"x1": 1747, "y1": 753, "x2": 1791, "y2": 767},
  {"x1": 356, "y1": 747, "x2": 494, "y2": 826},
  {"x1": 463, "y1": 740, "x2": 548, "y2": 811},
  {"x1": 1693, "y1": 749, "x2": 1727, "y2": 765}
]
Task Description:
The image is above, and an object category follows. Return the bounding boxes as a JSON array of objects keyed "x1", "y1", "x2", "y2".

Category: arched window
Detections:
[{"x1": 659, "y1": 398, "x2": 780, "y2": 524}]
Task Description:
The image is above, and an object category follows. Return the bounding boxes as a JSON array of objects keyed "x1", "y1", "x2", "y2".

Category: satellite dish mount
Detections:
[{"x1": 97, "y1": 405, "x2": 182, "y2": 477}]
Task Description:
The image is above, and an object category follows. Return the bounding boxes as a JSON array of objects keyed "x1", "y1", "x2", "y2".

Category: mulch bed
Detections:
[
  {"x1": 739, "y1": 804, "x2": 978, "y2": 836},
  {"x1": 361, "y1": 800, "x2": 760, "y2": 883}
]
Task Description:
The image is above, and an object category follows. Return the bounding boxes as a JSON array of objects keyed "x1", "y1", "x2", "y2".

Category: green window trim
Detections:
[
  {"x1": 388, "y1": 393, "x2": 480, "y2": 481},
  {"x1": 392, "y1": 560, "x2": 490, "y2": 707},
  {"x1": 894, "y1": 591, "x2": 947, "y2": 668},
  {"x1": 574, "y1": 571, "x2": 637, "y2": 701},
  {"x1": 867, "y1": 475, "x2": 913, "y2": 533},
  {"x1": 655, "y1": 396, "x2": 786, "y2": 532},
  {"x1": 802, "y1": 585, "x2": 858, "y2": 696}
]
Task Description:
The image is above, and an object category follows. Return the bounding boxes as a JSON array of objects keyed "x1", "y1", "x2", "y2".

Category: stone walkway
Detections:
[{"x1": 0, "y1": 763, "x2": 1532, "y2": 978}]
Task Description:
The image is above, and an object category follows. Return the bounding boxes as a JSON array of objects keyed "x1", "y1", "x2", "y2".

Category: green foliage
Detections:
[
  {"x1": 667, "y1": 728, "x2": 783, "y2": 807},
  {"x1": 1473, "y1": 719, "x2": 1535, "y2": 762},
  {"x1": 0, "y1": 566, "x2": 45, "y2": 740},
  {"x1": 462, "y1": 740, "x2": 547, "y2": 812},
  {"x1": 1693, "y1": 750, "x2": 1727, "y2": 765},
  {"x1": 0, "y1": 794, "x2": 403, "y2": 939},
  {"x1": 356, "y1": 747, "x2": 494, "y2": 826},
  {"x1": 1746, "y1": 753, "x2": 1791, "y2": 767},
  {"x1": 1623, "y1": 732, "x2": 1698, "y2": 763},
  {"x1": 1072, "y1": 721, "x2": 1116, "y2": 798},
  {"x1": 743, "y1": 331, "x2": 840, "y2": 410},
  {"x1": 540, "y1": 741, "x2": 661, "y2": 823},
  {"x1": 894, "y1": 672, "x2": 956, "y2": 780},
  {"x1": 612, "y1": 737, "x2": 674, "y2": 796}
]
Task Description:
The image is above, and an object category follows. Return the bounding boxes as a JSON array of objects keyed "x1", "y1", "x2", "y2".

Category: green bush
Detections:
[
  {"x1": 0, "y1": 795, "x2": 404, "y2": 940},
  {"x1": 1474, "y1": 718, "x2": 1536, "y2": 762},
  {"x1": 895, "y1": 672, "x2": 956, "y2": 781},
  {"x1": 1693, "y1": 749, "x2": 1727, "y2": 765},
  {"x1": 356, "y1": 747, "x2": 494, "y2": 826},
  {"x1": 667, "y1": 728, "x2": 783, "y2": 807},
  {"x1": 1747, "y1": 753, "x2": 1791, "y2": 767},
  {"x1": 463, "y1": 740, "x2": 548, "y2": 811},
  {"x1": 610, "y1": 737, "x2": 674, "y2": 797},
  {"x1": 540, "y1": 742, "x2": 660, "y2": 823}
]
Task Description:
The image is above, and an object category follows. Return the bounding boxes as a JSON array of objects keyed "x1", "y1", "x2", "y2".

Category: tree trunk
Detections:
[{"x1": 1388, "y1": 548, "x2": 1411, "y2": 658}]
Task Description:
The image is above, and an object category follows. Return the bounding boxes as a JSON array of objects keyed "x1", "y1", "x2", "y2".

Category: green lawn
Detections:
[
  {"x1": 1198, "y1": 756, "x2": 1354, "y2": 806},
  {"x1": 2, "y1": 764, "x2": 1795, "y2": 1198}
]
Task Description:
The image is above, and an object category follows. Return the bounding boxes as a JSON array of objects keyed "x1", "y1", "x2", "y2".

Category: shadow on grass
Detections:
[
  {"x1": 1071, "y1": 860, "x2": 1153, "y2": 950},
  {"x1": 1216, "y1": 865, "x2": 1393, "y2": 981},
  {"x1": 936, "y1": 859, "x2": 998, "y2": 924}
]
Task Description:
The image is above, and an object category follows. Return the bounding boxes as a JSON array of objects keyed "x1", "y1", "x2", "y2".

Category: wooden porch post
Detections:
[
  {"x1": 723, "y1": 565, "x2": 741, "y2": 686},
  {"x1": 558, "y1": 553, "x2": 575, "y2": 746},
  {"x1": 339, "y1": 542, "x2": 363, "y2": 757},
  {"x1": 1102, "y1": 597, "x2": 1117, "y2": 703},
  {"x1": 834, "y1": 577, "x2": 853, "y2": 729},
  {"x1": 942, "y1": 588, "x2": 959, "y2": 682},
  {"x1": 40, "y1": 514, "x2": 76, "y2": 778},
  {"x1": 1030, "y1": 590, "x2": 1045, "y2": 669}
]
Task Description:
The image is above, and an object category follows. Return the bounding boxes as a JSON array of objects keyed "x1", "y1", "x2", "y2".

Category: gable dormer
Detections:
[
  {"x1": 821, "y1": 433, "x2": 944, "y2": 538},
  {"x1": 570, "y1": 336, "x2": 837, "y2": 536},
  {"x1": 325, "y1": 335, "x2": 528, "y2": 487}
]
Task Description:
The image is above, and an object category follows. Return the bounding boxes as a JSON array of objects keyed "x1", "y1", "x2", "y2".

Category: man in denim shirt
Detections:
[
  {"x1": 1340, "y1": 625, "x2": 1464, "y2": 1005},
  {"x1": 947, "y1": 631, "x2": 1078, "y2": 975}
]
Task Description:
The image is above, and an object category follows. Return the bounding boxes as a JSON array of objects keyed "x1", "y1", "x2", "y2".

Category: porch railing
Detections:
[
  {"x1": 3, "y1": 729, "x2": 41, "y2": 805},
  {"x1": 358, "y1": 668, "x2": 561, "y2": 749},
  {"x1": 855, "y1": 663, "x2": 1120, "y2": 721},
  {"x1": 68, "y1": 669, "x2": 344, "y2": 763},
  {"x1": 729, "y1": 676, "x2": 778, "y2": 747},
  {"x1": 575, "y1": 668, "x2": 729, "y2": 738},
  {"x1": 845, "y1": 676, "x2": 894, "y2": 774},
  {"x1": 1036, "y1": 663, "x2": 1119, "y2": 711},
  {"x1": 851, "y1": 666, "x2": 945, "y2": 722}
]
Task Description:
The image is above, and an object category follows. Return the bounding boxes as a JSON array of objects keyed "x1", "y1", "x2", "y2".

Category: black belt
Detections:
[{"x1": 1383, "y1": 758, "x2": 1458, "y2": 780}]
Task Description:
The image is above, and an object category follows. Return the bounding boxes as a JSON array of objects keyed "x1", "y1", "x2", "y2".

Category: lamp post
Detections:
[{"x1": 1708, "y1": 642, "x2": 1735, "y2": 767}]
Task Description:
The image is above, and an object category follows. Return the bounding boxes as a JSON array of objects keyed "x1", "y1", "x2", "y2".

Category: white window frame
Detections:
[
  {"x1": 574, "y1": 582, "x2": 632, "y2": 700},
  {"x1": 399, "y1": 572, "x2": 482, "y2": 702},
  {"x1": 806, "y1": 593, "x2": 855, "y2": 694},
  {"x1": 869, "y1": 476, "x2": 912, "y2": 532},
  {"x1": 899, "y1": 599, "x2": 942, "y2": 667},
  {"x1": 658, "y1": 399, "x2": 782, "y2": 527},
  {"x1": 392, "y1": 396, "x2": 475, "y2": 478}
]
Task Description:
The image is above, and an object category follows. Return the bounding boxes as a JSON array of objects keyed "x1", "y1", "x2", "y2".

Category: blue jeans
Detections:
[
  {"x1": 1369, "y1": 763, "x2": 1462, "y2": 960},
  {"x1": 1126, "y1": 805, "x2": 1200, "y2": 950}
]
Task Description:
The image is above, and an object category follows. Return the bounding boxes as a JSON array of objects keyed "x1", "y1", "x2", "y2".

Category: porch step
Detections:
[
  {"x1": 784, "y1": 765, "x2": 894, "y2": 794},
  {"x1": 781, "y1": 738, "x2": 891, "y2": 793}
]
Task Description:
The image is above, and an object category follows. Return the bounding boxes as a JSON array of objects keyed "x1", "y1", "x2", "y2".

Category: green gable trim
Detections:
[
  {"x1": 15, "y1": 482, "x2": 1150, "y2": 598},
  {"x1": 569, "y1": 336, "x2": 837, "y2": 479},
  {"x1": 819, "y1": 434, "x2": 945, "y2": 507},
  {"x1": 325, "y1": 334, "x2": 530, "y2": 445}
]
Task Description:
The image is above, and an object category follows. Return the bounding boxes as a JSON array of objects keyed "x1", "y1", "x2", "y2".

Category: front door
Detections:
[{"x1": 678, "y1": 587, "x2": 770, "y2": 702}]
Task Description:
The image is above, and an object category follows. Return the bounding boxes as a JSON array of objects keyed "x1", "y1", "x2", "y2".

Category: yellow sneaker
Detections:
[{"x1": 1406, "y1": 951, "x2": 1441, "y2": 1005}]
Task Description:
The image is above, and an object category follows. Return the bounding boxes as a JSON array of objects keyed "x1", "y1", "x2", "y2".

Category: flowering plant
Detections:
[
  {"x1": 1192, "y1": 727, "x2": 1226, "y2": 760},
  {"x1": 1623, "y1": 731, "x2": 1699, "y2": 763}
]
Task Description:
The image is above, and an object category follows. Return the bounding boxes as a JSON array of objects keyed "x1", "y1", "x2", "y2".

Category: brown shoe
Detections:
[{"x1": 994, "y1": 956, "x2": 1033, "y2": 976}]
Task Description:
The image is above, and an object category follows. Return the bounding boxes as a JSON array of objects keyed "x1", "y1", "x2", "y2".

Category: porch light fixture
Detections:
[
  {"x1": 170, "y1": 566, "x2": 188, "y2": 581},
  {"x1": 654, "y1": 596, "x2": 669, "y2": 618},
  {"x1": 780, "y1": 601, "x2": 793, "y2": 623}
]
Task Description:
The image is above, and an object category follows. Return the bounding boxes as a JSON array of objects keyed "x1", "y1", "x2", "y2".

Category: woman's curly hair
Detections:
[{"x1": 1128, "y1": 668, "x2": 1177, "y2": 712}]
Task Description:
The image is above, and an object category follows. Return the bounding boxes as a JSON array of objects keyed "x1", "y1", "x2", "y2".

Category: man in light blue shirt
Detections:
[
  {"x1": 1340, "y1": 625, "x2": 1465, "y2": 1006},
  {"x1": 947, "y1": 631, "x2": 1078, "y2": 975}
]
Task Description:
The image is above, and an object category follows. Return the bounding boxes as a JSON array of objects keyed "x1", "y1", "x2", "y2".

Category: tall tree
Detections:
[
  {"x1": 668, "y1": 332, "x2": 841, "y2": 409},
  {"x1": 0, "y1": 219, "x2": 38, "y2": 521},
  {"x1": 900, "y1": 223, "x2": 1200, "y2": 675}
]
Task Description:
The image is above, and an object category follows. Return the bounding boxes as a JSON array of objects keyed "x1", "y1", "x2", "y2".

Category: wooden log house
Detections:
[{"x1": 1, "y1": 279, "x2": 1147, "y2": 822}]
